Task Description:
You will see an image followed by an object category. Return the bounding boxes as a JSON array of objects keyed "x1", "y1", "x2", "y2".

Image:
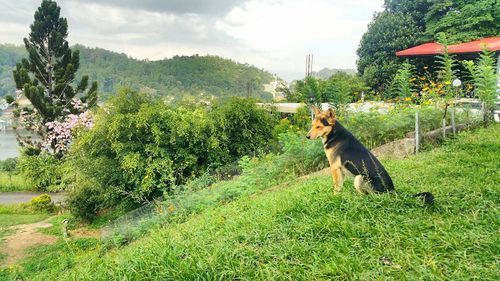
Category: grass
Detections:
[
  {"x1": 0, "y1": 204, "x2": 50, "y2": 266},
  {"x1": 3, "y1": 125, "x2": 500, "y2": 280},
  {"x1": 0, "y1": 204, "x2": 49, "y2": 228},
  {"x1": 0, "y1": 173, "x2": 31, "y2": 192}
]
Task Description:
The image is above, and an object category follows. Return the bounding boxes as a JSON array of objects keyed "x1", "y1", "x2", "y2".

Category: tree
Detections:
[
  {"x1": 0, "y1": 158, "x2": 17, "y2": 188},
  {"x1": 12, "y1": 0, "x2": 97, "y2": 152},
  {"x1": 425, "y1": 0, "x2": 498, "y2": 43},
  {"x1": 384, "y1": 0, "x2": 431, "y2": 28},
  {"x1": 357, "y1": 11, "x2": 424, "y2": 92},
  {"x1": 358, "y1": 0, "x2": 497, "y2": 94}
]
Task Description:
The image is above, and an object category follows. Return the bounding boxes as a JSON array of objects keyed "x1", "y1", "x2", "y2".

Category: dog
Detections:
[{"x1": 306, "y1": 106, "x2": 433, "y2": 203}]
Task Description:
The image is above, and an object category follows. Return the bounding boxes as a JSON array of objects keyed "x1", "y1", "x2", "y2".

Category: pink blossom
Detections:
[{"x1": 44, "y1": 110, "x2": 94, "y2": 153}]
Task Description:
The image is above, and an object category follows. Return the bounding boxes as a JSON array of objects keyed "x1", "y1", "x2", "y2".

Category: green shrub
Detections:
[
  {"x1": 30, "y1": 194, "x2": 55, "y2": 213},
  {"x1": 67, "y1": 180, "x2": 104, "y2": 222},
  {"x1": 339, "y1": 105, "x2": 472, "y2": 149},
  {"x1": 66, "y1": 89, "x2": 278, "y2": 220},
  {"x1": 463, "y1": 49, "x2": 497, "y2": 123},
  {"x1": 211, "y1": 97, "x2": 278, "y2": 158},
  {"x1": 17, "y1": 152, "x2": 63, "y2": 191}
]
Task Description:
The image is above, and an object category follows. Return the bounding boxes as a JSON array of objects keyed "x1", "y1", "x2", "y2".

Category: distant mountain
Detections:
[
  {"x1": 0, "y1": 44, "x2": 276, "y2": 101},
  {"x1": 312, "y1": 68, "x2": 357, "y2": 79}
]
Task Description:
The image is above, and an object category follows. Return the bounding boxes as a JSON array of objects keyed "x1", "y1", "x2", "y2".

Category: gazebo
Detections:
[{"x1": 395, "y1": 36, "x2": 500, "y2": 121}]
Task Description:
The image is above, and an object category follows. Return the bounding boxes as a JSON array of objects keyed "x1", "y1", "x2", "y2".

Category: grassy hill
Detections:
[
  {"x1": 0, "y1": 44, "x2": 275, "y2": 101},
  {"x1": 6, "y1": 125, "x2": 499, "y2": 280}
]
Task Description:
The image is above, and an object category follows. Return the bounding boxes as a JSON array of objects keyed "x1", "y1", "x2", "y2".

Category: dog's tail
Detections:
[{"x1": 411, "y1": 192, "x2": 434, "y2": 205}]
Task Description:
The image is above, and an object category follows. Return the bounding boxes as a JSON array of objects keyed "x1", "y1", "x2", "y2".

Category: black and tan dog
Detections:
[{"x1": 306, "y1": 106, "x2": 433, "y2": 203}]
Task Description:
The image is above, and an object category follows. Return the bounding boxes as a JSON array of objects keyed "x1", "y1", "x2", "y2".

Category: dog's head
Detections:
[{"x1": 306, "y1": 106, "x2": 336, "y2": 140}]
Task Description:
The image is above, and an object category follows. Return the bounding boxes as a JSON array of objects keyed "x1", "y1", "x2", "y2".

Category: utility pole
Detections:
[{"x1": 305, "y1": 54, "x2": 313, "y2": 77}]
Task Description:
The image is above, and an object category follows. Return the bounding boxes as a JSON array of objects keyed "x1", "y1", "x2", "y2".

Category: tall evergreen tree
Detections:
[{"x1": 12, "y1": 0, "x2": 97, "y2": 151}]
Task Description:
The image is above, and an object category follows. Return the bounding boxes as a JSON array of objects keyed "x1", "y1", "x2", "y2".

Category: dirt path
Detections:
[{"x1": 2, "y1": 217, "x2": 58, "y2": 266}]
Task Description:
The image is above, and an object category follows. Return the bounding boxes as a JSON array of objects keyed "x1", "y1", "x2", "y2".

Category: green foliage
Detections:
[
  {"x1": 387, "y1": 62, "x2": 415, "y2": 99},
  {"x1": 287, "y1": 73, "x2": 367, "y2": 105},
  {"x1": 0, "y1": 43, "x2": 275, "y2": 100},
  {"x1": 29, "y1": 194, "x2": 55, "y2": 213},
  {"x1": 384, "y1": 0, "x2": 431, "y2": 27},
  {"x1": 463, "y1": 49, "x2": 498, "y2": 122},
  {"x1": 67, "y1": 181, "x2": 104, "y2": 222},
  {"x1": 9, "y1": 125, "x2": 499, "y2": 280},
  {"x1": 0, "y1": 157, "x2": 17, "y2": 174},
  {"x1": 323, "y1": 72, "x2": 368, "y2": 105},
  {"x1": 0, "y1": 158, "x2": 18, "y2": 190},
  {"x1": 17, "y1": 152, "x2": 62, "y2": 191},
  {"x1": 12, "y1": 0, "x2": 98, "y2": 120},
  {"x1": 357, "y1": 11, "x2": 424, "y2": 91},
  {"x1": 75, "y1": 46, "x2": 275, "y2": 101},
  {"x1": 359, "y1": 0, "x2": 498, "y2": 92},
  {"x1": 0, "y1": 173, "x2": 31, "y2": 192},
  {"x1": 4, "y1": 95, "x2": 14, "y2": 104},
  {"x1": 11, "y1": 0, "x2": 98, "y2": 151},
  {"x1": 341, "y1": 105, "x2": 473, "y2": 149},
  {"x1": 211, "y1": 97, "x2": 277, "y2": 158},
  {"x1": 292, "y1": 105, "x2": 312, "y2": 131},
  {"x1": 0, "y1": 44, "x2": 25, "y2": 97},
  {"x1": 425, "y1": 0, "x2": 498, "y2": 43},
  {"x1": 66, "y1": 88, "x2": 278, "y2": 220},
  {"x1": 435, "y1": 33, "x2": 459, "y2": 102}
]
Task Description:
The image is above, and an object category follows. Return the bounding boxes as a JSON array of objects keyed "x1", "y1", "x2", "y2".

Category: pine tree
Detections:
[{"x1": 12, "y1": 0, "x2": 97, "y2": 150}]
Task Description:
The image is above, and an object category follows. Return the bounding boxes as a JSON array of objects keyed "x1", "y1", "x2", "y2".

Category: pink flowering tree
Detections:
[{"x1": 44, "y1": 99, "x2": 94, "y2": 154}]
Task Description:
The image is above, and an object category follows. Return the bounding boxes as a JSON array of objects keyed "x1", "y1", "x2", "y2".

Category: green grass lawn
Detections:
[
  {"x1": 0, "y1": 173, "x2": 31, "y2": 192},
  {"x1": 4, "y1": 125, "x2": 500, "y2": 280}
]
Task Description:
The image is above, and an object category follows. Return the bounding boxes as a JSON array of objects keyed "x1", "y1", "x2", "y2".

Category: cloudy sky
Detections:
[{"x1": 0, "y1": 0, "x2": 384, "y2": 81}]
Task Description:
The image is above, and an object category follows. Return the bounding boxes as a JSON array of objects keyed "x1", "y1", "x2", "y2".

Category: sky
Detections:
[{"x1": 0, "y1": 0, "x2": 384, "y2": 81}]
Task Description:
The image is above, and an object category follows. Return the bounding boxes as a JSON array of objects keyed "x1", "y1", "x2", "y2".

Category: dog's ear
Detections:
[
  {"x1": 311, "y1": 105, "x2": 321, "y2": 115},
  {"x1": 325, "y1": 108, "x2": 336, "y2": 122}
]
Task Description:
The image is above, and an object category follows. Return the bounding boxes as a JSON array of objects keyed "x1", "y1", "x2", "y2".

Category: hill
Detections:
[
  {"x1": 312, "y1": 67, "x2": 357, "y2": 79},
  {"x1": 0, "y1": 44, "x2": 275, "y2": 101},
  {"x1": 9, "y1": 125, "x2": 499, "y2": 280}
]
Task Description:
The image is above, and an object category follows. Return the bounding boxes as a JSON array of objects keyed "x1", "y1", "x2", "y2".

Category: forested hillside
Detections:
[{"x1": 0, "y1": 44, "x2": 275, "y2": 100}]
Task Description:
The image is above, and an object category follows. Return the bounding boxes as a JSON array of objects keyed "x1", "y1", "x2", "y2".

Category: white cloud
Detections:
[
  {"x1": 216, "y1": 0, "x2": 384, "y2": 80},
  {"x1": 0, "y1": 0, "x2": 384, "y2": 81}
]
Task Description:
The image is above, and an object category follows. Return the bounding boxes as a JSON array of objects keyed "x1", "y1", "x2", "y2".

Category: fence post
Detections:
[
  {"x1": 451, "y1": 108, "x2": 456, "y2": 136},
  {"x1": 415, "y1": 110, "x2": 420, "y2": 153},
  {"x1": 442, "y1": 118, "x2": 446, "y2": 139}
]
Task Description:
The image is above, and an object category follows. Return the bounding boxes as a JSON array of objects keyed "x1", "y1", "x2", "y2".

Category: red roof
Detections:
[{"x1": 396, "y1": 36, "x2": 500, "y2": 57}]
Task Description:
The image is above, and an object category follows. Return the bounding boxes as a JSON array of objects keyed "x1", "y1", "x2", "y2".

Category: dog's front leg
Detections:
[{"x1": 330, "y1": 166, "x2": 344, "y2": 193}]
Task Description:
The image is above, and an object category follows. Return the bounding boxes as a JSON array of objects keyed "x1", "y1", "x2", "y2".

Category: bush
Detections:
[
  {"x1": 67, "y1": 181, "x2": 104, "y2": 222},
  {"x1": 66, "y1": 89, "x2": 278, "y2": 219},
  {"x1": 211, "y1": 97, "x2": 278, "y2": 158},
  {"x1": 30, "y1": 194, "x2": 55, "y2": 213},
  {"x1": 17, "y1": 152, "x2": 63, "y2": 191}
]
